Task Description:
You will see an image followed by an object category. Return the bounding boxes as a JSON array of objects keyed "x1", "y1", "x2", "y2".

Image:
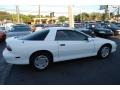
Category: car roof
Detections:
[{"x1": 46, "y1": 27, "x2": 73, "y2": 31}]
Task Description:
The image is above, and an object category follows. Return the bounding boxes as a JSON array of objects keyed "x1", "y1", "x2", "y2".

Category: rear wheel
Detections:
[
  {"x1": 30, "y1": 52, "x2": 52, "y2": 70},
  {"x1": 97, "y1": 45, "x2": 111, "y2": 59}
]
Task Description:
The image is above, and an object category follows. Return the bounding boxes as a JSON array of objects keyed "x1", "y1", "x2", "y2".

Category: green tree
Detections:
[
  {"x1": 101, "y1": 13, "x2": 106, "y2": 21},
  {"x1": 45, "y1": 15, "x2": 50, "y2": 18},
  {"x1": 89, "y1": 12, "x2": 102, "y2": 21},
  {"x1": 74, "y1": 14, "x2": 81, "y2": 22},
  {"x1": 58, "y1": 16, "x2": 67, "y2": 23},
  {"x1": 21, "y1": 14, "x2": 31, "y2": 23},
  {"x1": 81, "y1": 12, "x2": 89, "y2": 21},
  {"x1": 0, "y1": 11, "x2": 12, "y2": 20}
]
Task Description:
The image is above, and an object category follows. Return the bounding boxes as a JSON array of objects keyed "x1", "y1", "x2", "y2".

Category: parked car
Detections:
[
  {"x1": 115, "y1": 23, "x2": 120, "y2": 28},
  {"x1": 86, "y1": 23, "x2": 113, "y2": 37},
  {"x1": 6, "y1": 24, "x2": 31, "y2": 37},
  {"x1": 0, "y1": 30, "x2": 6, "y2": 42},
  {"x1": 0, "y1": 26, "x2": 6, "y2": 31},
  {"x1": 74, "y1": 23, "x2": 85, "y2": 29},
  {"x1": 3, "y1": 23, "x2": 14, "y2": 32},
  {"x1": 33, "y1": 24, "x2": 46, "y2": 32},
  {"x1": 77, "y1": 28, "x2": 95, "y2": 37},
  {"x1": 102, "y1": 23, "x2": 120, "y2": 35},
  {"x1": 63, "y1": 23, "x2": 69, "y2": 27},
  {"x1": 3, "y1": 27, "x2": 117, "y2": 70}
]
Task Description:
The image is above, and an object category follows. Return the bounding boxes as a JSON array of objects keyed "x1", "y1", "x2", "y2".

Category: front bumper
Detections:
[
  {"x1": 97, "y1": 33, "x2": 113, "y2": 37},
  {"x1": 111, "y1": 42, "x2": 117, "y2": 53},
  {"x1": 115, "y1": 30, "x2": 120, "y2": 35},
  {"x1": 3, "y1": 49, "x2": 29, "y2": 65}
]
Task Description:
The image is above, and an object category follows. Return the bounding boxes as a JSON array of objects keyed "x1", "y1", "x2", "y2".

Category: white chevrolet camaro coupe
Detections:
[{"x1": 3, "y1": 27, "x2": 117, "y2": 70}]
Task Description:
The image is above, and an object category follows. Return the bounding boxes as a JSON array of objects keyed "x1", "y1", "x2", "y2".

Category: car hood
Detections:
[
  {"x1": 94, "y1": 37, "x2": 115, "y2": 43},
  {"x1": 95, "y1": 28, "x2": 112, "y2": 32},
  {"x1": 110, "y1": 27, "x2": 120, "y2": 30}
]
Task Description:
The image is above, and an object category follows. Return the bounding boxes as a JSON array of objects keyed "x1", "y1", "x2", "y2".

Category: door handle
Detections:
[{"x1": 60, "y1": 44, "x2": 65, "y2": 46}]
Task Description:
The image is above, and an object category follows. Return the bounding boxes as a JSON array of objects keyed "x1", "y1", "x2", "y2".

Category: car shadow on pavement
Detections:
[
  {"x1": 0, "y1": 41, "x2": 6, "y2": 56},
  {"x1": 5, "y1": 55, "x2": 115, "y2": 85}
]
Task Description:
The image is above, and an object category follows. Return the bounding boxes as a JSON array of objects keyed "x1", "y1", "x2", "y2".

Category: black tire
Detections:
[
  {"x1": 30, "y1": 52, "x2": 52, "y2": 71},
  {"x1": 97, "y1": 45, "x2": 111, "y2": 59}
]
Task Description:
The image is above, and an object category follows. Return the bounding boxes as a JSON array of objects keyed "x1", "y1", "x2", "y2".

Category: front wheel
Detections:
[{"x1": 97, "y1": 45, "x2": 111, "y2": 59}]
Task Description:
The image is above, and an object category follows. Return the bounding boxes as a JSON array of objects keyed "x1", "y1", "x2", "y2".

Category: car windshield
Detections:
[
  {"x1": 34, "y1": 24, "x2": 44, "y2": 27},
  {"x1": 10, "y1": 25, "x2": 31, "y2": 32},
  {"x1": 95, "y1": 24, "x2": 106, "y2": 28},
  {"x1": 109, "y1": 24, "x2": 119, "y2": 28}
]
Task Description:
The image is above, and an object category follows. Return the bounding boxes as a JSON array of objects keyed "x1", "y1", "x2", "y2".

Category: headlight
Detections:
[{"x1": 99, "y1": 31, "x2": 106, "y2": 33}]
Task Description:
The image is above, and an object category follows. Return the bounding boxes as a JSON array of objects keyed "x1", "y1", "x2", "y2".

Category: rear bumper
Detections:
[{"x1": 3, "y1": 49, "x2": 29, "y2": 65}]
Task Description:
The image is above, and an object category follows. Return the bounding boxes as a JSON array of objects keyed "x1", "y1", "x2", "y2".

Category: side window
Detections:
[
  {"x1": 55, "y1": 30, "x2": 69, "y2": 40},
  {"x1": 67, "y1": 30, "x2": 88, "y2": 41},
  {"x1": 55, "y1": 30, "x2": 88, "y2": 41}
]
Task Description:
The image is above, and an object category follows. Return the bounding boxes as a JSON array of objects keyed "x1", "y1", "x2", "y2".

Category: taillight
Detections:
[{"x1": 6, "y1": 45, "x2": 12, "y2": 51}]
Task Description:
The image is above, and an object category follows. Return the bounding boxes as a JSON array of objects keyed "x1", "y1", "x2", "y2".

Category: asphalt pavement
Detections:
[
  {"x1": 0, "y1": 41, "x2": 12, "y2": 84},
  {"x1": 0, "y1": 36, "x2": 120, "y2": 85}
]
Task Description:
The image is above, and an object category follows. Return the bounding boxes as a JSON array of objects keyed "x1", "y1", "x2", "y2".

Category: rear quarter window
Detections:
[{"x1": 19, "y1": 30, "x2": 49, "y2": 40}]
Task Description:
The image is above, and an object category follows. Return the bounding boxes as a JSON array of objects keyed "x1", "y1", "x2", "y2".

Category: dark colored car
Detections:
[
  {"x1": 74, "y1": 23, "x2": 85, "y2": 28},
  {"x1": 6, "y1": 24, "x2": 31, "y2": 37},
  {"x1": 86, "y1": 23, "x2": 113, "y2": 37},
  {"x1": 0, "y1": 31, "x2": 6, "y2": 42},
  {"x1": 115, "y1": 23, "x2": 120, "y2": 27},
  {"x1": 104, "y1": 23, "x2": 120, "y2": 35},
  {"x1": 77, "y1": 28, "x2": 95, "y2": 37}
]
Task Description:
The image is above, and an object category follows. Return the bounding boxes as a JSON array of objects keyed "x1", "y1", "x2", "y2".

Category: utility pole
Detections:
[
  {"x1": 16, "y1": 5, "x2": 20, "y2": 23},
  {"x1": 11, "y1": 11, "x2": 14, "y2": 23},
  {"x1": 80, "y1": 11, "x2": 82, "y2": 22},
  {"x1": 105, "y1": 5, "x2": 108, "y2": 21},
  {"x1": 50, "y1": 12, "x2": 54, "y2": 24},
  {"x1": 38, "y1": 5, "x2": 41, "y2": 24},
  {"x1": 68, "y1": 5, "x2": 74, "y2": 28},
  {"x1": 117, "y1": 6, "x2": 120, "y2": 22}
]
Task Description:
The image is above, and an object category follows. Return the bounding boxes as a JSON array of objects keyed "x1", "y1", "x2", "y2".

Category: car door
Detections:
[{"x1": 55, "y1": 30, "x2": 95, "y2": 62}]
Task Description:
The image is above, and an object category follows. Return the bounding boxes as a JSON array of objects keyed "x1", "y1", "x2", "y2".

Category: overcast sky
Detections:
[
  {"x1": 0, "y1": 0, "x2": 119, "y2": 5},
  {"x1": 0, "y1": 0, "x2": 119, "y2": 16},
  {"x1": 0, "y1": 5, "x2": 106, "y2": 16}
]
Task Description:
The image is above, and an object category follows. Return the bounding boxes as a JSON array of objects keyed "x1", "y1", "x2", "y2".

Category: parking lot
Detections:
[{"x1": 0, "y1": 36, "x2": 120, "y2": 85}]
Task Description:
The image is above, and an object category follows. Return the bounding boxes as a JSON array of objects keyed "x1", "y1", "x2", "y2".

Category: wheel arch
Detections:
[
  {"x1": 29, "y1": 50, "x2": 53, "y2": 63},
  {"x1": 98, "y1": 43, "x2": 112, "y2": 54}
]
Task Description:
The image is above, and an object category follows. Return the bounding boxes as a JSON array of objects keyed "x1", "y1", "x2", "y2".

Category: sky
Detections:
[
  {"x1": 0, "y1": 0, "x2": 119, "y2": 5},
  {"x1": 0, "y1": 5, "x2": 106, "y2": 16},
  {"x1": 0, "y1": 0, "x2": 119, "y2": 16}
]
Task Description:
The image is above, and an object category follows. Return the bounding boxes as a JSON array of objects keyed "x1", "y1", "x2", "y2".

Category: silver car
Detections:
[{"x1": 6, "y1": 24, "x2": 31, "y2": 37}]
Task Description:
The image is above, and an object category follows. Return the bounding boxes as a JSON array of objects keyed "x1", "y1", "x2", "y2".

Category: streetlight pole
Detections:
[
  {"x1": 38, "y1": 5, "x2": 41, "y2": 24},
  {"x1": 68, "y1": 5, "x2": 74, "y2": 28},
  {"x1": 117, "y1": 6, "x2": 120, "y2": 22},
  {"x1": 16, "y1": 5, "x2": 20, "y2": 23}
]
